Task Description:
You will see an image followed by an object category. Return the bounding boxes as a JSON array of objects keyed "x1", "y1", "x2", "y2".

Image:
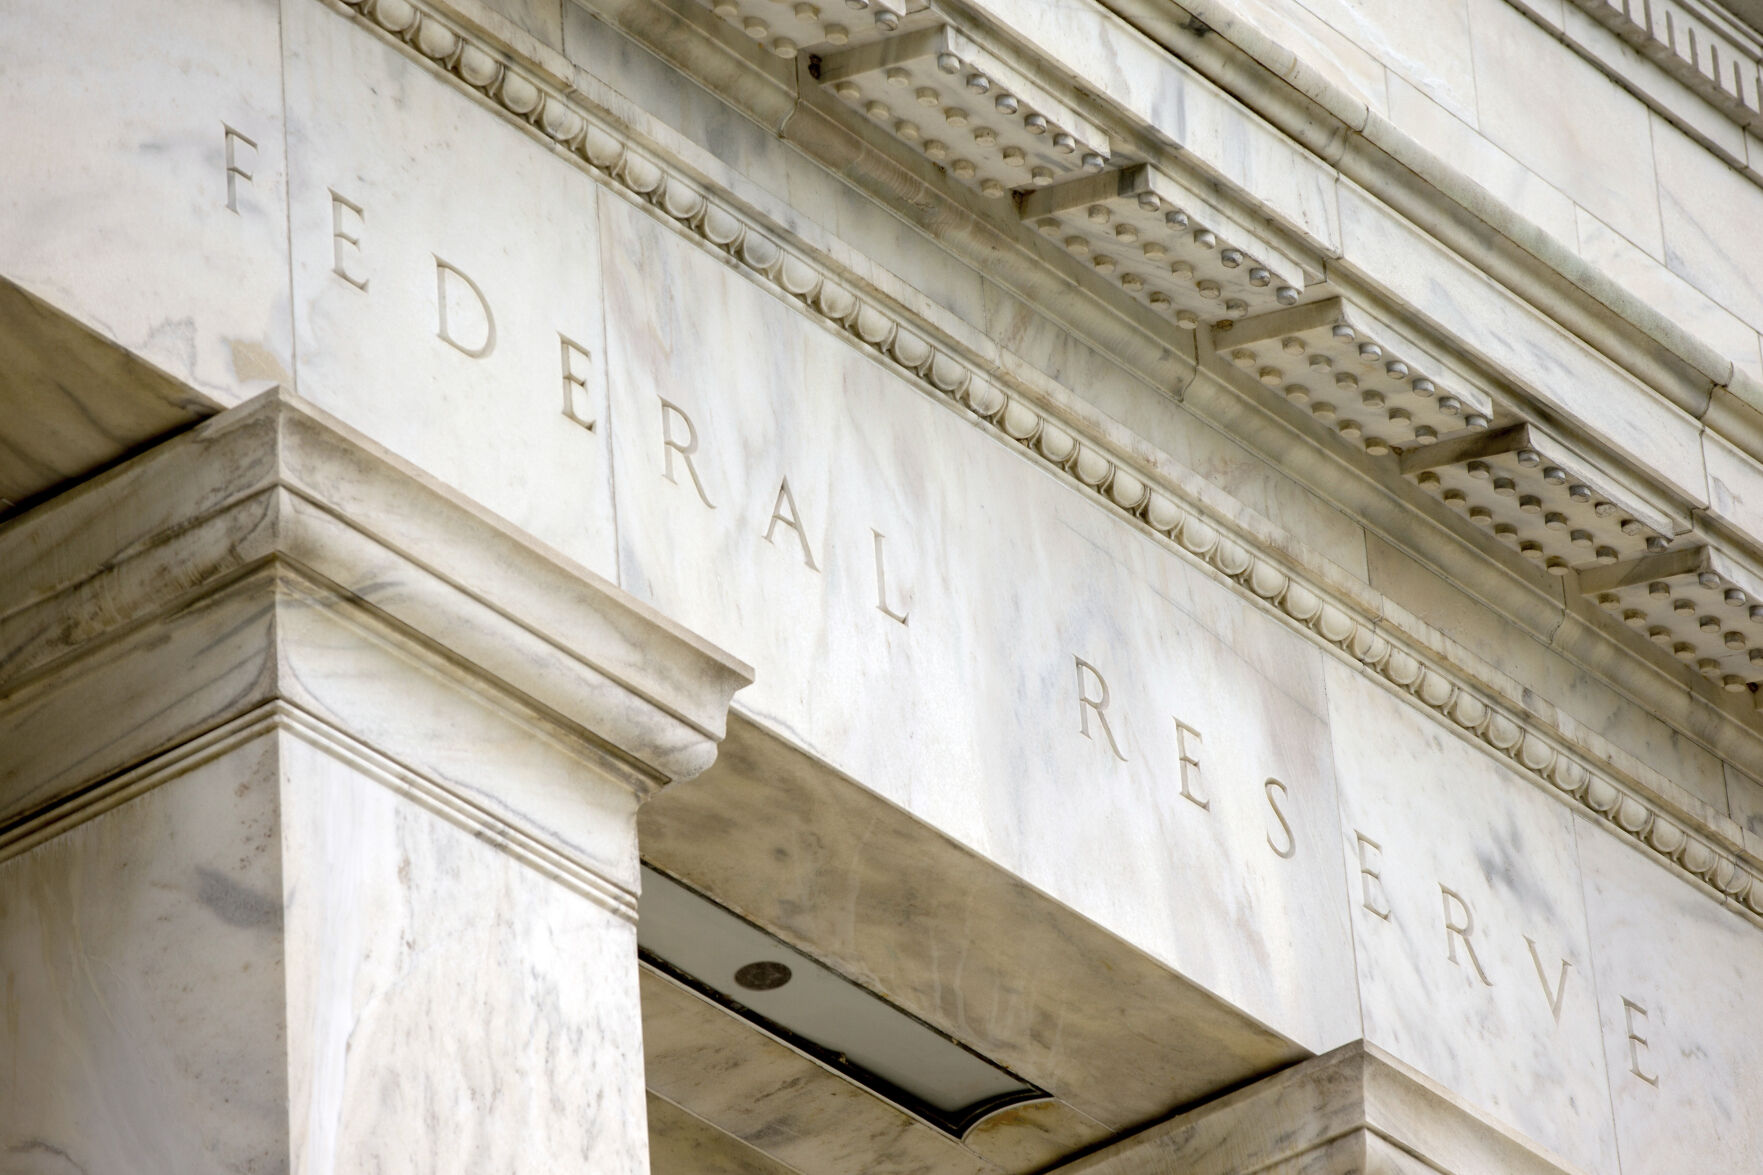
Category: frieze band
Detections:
[{"x1": 323, "y1": 0, "x2": 1763, "y2": 927}]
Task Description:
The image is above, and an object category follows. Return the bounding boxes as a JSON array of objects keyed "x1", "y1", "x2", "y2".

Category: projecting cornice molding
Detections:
[
  {"x1": 325, "y1": 0, "x2": 1763, "y2": 924},
  {"x1": 1571, "y1": 0, "x2": 1763, "y2": 132}
]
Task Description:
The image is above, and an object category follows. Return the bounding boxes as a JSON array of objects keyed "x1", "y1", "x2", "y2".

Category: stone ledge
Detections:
[
  {"x1": 0, "y1": 388, "x2": 753, "y2": 793},
  {"x1": 1049, "y1": 1040, "x2": 1588, "y2": 1175}
]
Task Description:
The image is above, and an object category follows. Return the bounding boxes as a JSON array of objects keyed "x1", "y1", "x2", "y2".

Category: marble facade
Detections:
[{"x1": 4, "y1": 0, "x2": 1763, "y2": 1172}]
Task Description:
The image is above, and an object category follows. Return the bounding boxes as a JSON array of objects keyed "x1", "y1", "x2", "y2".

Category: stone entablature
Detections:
[{"x1": 314, "y1": 0, "x2": 1763, "y2": 930}]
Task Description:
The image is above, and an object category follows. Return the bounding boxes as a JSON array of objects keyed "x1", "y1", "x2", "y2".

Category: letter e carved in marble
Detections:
[
  {"x1": 328, "y1": 189, "x2": 368, "y2": 291},
  {"x1": 559, "y1": 334, "x2": 594, "y2": 429}
]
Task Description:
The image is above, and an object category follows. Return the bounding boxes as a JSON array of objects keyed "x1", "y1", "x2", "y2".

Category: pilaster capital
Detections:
[{"x1": 0, "y1": 387, "x2": 752, "y2": 828}]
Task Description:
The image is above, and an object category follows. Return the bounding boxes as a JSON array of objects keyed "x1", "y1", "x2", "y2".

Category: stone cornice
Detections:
[
  {"x1": 319, "y1": 0, "x2": 1763, "y2": 925},
  {"x1": 1049, "y1": 1041, "x2": 1583, "y2": 1175},
  {"x1": 1570, "y1": 0, "x2": 1763, "y2": 134},
  {"x1": 0, "y1": 389, "x2": 753, "y2": 789}
]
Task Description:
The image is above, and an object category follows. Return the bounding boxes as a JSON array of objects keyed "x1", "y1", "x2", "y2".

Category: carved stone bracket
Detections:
[
  {"x1": 1021, "y1": 164, "x2": 1302, "y2": 326},
  {"x1": 1221, "y1": 297, "x2": 1491, "y2": 454},
  {"x1": 325, "y1": 0, "x2": 1763, "y2": 925}
]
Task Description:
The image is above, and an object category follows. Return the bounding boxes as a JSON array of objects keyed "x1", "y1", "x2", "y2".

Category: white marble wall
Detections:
[
  {"x1": 1213, "y1": 0, "x2": 1763, "y2": 384},
  {"x1": 0, "y1": 0, "x2": 292, "y2": 401},
  {"x1": 601, "y1": 187, "x2": 1361, "y2": 1054},
  {"x1": 1327, "y1": 662, "x2": 1617, "y2": 1173},
  {"x1": 0, "y1": 732, "x2": 290, "y2": 1173},
  {"x1": 280, "y1": 726, "x2": 647, "y2": 1173},
  {"x1": 0, "y1": 719, "x2": 653, "y2": 1174}
]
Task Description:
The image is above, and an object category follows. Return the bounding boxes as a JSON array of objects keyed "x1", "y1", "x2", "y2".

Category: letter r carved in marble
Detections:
[
  {"x1": 659, "y1": 398, "x2": 715, "y2": 509},
  {"x1": 1440, "y1": 885, "x2": 1494, "y2": 987},
  {"x1": 1075, "y1": 657, "x2": 1127, "y2": 762},
  {"x1": 559, "y1": 334, "x2": 594, "y2": 429}
]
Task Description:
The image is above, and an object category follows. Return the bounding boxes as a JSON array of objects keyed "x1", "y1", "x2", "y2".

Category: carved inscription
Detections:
[
  {"x1": 329, "y1": 190, "x2": 369, "y2": 291},
  {"x1": 1264, "y1": 778, "x2": 1296, "y2": 859},
  {"x1": 1075, "y1": 658, "x2": 1128, "y2": 762},
  {"x1": 872, "y1": 530, "x2": 910, "y2": 625},
  {"x1": 1173, "y1": 719, "x2": 1208, "y2": 810},
  {"x1": 434, "y1": 257, "x2": 496, "y2": 358},
  {"x1": 659, "y1": 399, "x2": 716, "y2": 510},
  {"x1": 1355, "y1": 832, "x2": 1392, "y2": 920},
  {"x1": 1622, "y1": 998, "x2": 1659, "y2": 1086},
  {"x1": 560, "y1": 335, "x2": 595, "y2": 429},
  {"x1": 1440, "y1": 885, "x2": 1495, "y2": 987},
  {"x1": 764, "y1": 477, "x2": 819, "y2": 571},
  {"x1": 223, "y1": 124, "x2": 256, "y2": 214},
  {"x1": 309, "y1": 194, "x2": 1673, "y2": 1102}
]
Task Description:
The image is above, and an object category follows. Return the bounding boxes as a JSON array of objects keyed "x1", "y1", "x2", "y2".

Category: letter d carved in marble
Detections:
[{"x1": 434, "y1": 257, "x2": 496, "y2": 359}]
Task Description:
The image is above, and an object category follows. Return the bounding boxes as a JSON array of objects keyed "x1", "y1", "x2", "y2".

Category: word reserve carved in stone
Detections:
[
  {"x1": 698, "y1": 0, "x2": 904, "y2": 59},
  {"x1": 1020, "y1": 164, "x2": 1302, "y2": 327},
  {"x1": 1582, "y1": 542, "x2": 1763, "y2": 689},
  {"x1": 1401, "y1": 422, "x2": 1677, "y2": 576},
  {"x1": 817, "y1": 26, "x2": 1109, "y2": 200},
  {"x1": 657, "y1": 399, "x2": 914, "y2": 623},
  {"x1": 1220, "y1": 298, "x2": 1491, "y2": 455}
]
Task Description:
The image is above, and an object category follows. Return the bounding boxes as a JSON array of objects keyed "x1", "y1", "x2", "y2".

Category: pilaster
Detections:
[{"x1": 0, "y1": 389, "x2": 750, "y2": 1171}]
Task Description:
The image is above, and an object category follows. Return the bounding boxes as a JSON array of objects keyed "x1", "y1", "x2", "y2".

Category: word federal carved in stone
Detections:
[
  {"x1": 656, "y1": 398, "x2": 912, "y2": 626},
  {"x1": 323, "y1": 0, "x2": 1763, "y2": 930}
]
